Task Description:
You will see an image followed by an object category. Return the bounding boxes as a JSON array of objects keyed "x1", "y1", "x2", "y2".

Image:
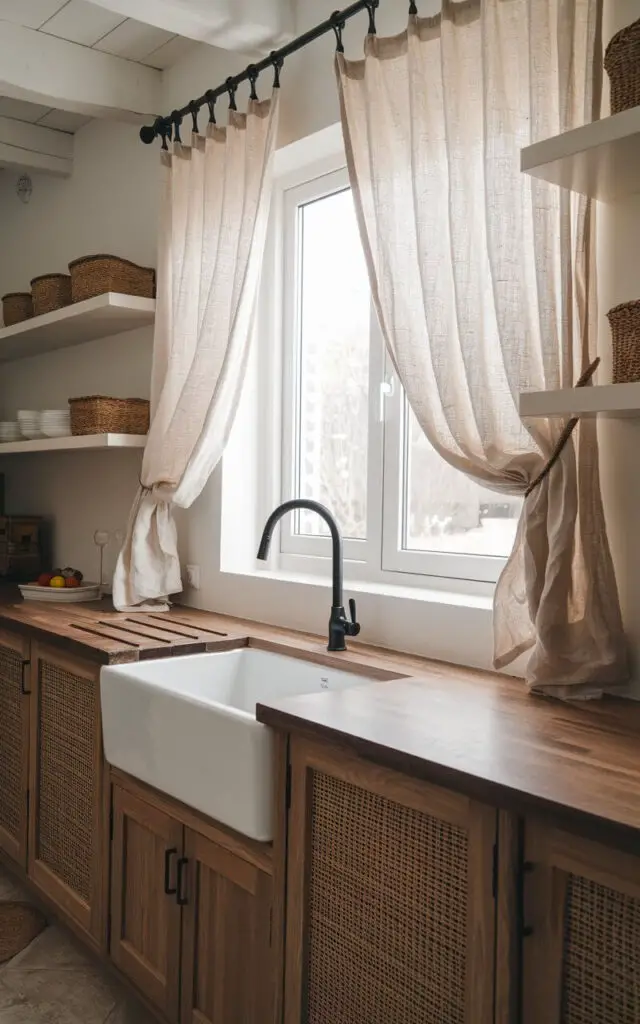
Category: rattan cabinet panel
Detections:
[
  {"x1": 284, "y1": 737, "x2": 496, "y2": 1024},
  {"x1": 28, "y1": 643, "x2": 106, "y2": 947},
  {"x1": 0, "y1": 628, "x2": 29, "y2": 867},
  {"x1": 522, "y1": 820, "x2": 640, "y2": 1024}
]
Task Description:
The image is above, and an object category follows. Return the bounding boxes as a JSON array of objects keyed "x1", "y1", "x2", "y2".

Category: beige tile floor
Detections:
[{"x1": 0, "y1": 866, "x2": 156, "y2": 1024}]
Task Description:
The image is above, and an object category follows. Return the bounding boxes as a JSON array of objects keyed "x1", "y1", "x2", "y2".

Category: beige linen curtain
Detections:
[
  {"x1": 113, "y1": 95, "x2": 279, "y2": 610},
  {"x1": 337, "y1": 0, "x2": 628, "y2": 697}
]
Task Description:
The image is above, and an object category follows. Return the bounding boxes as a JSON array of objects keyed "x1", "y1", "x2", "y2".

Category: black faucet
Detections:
[{"x1": 257, "y1": 499, "x2": 361, "y2": 652}]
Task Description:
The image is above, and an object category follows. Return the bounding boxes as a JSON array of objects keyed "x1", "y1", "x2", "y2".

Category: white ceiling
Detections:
[
  {"x1": 0, "y1": 96, "x2": 91, "y2": 134},
  {"x1": 0, "y1": 0, "x2": 197, "y2": 69}
]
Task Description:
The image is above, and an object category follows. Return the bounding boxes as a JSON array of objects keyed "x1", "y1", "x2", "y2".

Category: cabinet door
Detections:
[
  {"x1": 0, "y1": 628, "x2": 30, "y2": 867},
  {"x1": 111, "y1": 783, "x2": 183, "y2": 1022},
  {"x1": 284, "y1": 736, "x2": 497, "y2": 1024},
  {"x1": 28, "y1": 642, "x2": 106, "y2": 944},
  {"x1": 180, "y1": 829, "x2": 273, "y2": 1024},
  {"x1": 522, "y1": 820, "x2": 640, "y2": 1024}
]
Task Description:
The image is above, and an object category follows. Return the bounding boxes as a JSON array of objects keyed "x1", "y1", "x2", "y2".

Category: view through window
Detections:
[{"x1": 279, "y1": 171, "x2": 521, "y2": 583}]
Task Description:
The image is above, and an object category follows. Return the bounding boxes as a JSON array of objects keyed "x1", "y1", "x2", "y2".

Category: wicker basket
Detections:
[
  {"x1": 2, "y1": 293, "x2": 33, "y2": 327},
  {"x1": 30, "y1": 274, "x2": 72, "y2": 317},
  {"x1": 68, "y1": 396, "x2": 150, "y2": 436},
  {"x1": 68, "y1": 255, "x2": 155, "y2": 303},
  {"x1": 607, "y1": 300, "x2": 640, "y2": 383},
  {"x1": 604, "y1": 18, "x2": 640, "y2": 114}
]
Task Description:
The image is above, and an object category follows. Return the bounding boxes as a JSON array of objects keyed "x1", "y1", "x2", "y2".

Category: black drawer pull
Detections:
[
  {"x1": 20, "y1": 660, "x2": 31, "y2": 696},
  {"x1": 164, "y1": 848, "x2": 177, "y2": 895},
  {"x1": 176, "y1": 857, "x2": 189, "y2": 906}
]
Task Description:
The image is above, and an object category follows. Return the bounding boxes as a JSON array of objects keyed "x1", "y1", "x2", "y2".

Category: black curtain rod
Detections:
[{"x1": 139, "y1": 0, "x2": 380, "y2": 145}]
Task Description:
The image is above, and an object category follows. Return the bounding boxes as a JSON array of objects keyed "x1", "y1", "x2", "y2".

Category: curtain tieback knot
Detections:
[{"x1": 525, "y1": 357, "x2": 600, "y2": 498}]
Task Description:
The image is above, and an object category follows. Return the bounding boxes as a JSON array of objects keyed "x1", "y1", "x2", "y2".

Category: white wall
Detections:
[
  {"x1": 2, "y1": 1, "x2": 637, "y2": 681},
  {"x1": 0, "y1": 118, "x2": 158, "y2": 579}
]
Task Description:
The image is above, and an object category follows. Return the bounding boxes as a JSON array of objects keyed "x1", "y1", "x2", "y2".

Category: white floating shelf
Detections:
[
  {"x1": 0, "y1": 292, "x2": 155, "y2": 363},
  {"x1": 520, "y1": 382, "x2": 640, "y2": 420},
  {"x1": 0, "y1": 434, "x2": 146, "y2": 454},
  {"x1": 521, "y1": 107, "x2": 640, "y2": 201}
]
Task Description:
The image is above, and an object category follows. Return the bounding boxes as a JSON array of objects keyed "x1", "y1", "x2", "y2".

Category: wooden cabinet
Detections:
[
  {"x1": 522, "y1": 819, "x2": 640, "y2": 1024},
  {"x1": 283, "y1": 736, "x2": 497, "y2": 1024},
  {"x1": 27, "y1": 642, "x2": 106, "y2": 946},
  {"x1": 0, "y1": 627, "x2": 30, "y2": 868},
  {"x1": 180, "y1": 829, "x2": 272, "y2": 1024},
  {"x1": 110, "y1": 783, "x2": 183, "y2": 1021},
  {"x1": 110, "y1": 776, "x2": 274, "y2": 1024}
]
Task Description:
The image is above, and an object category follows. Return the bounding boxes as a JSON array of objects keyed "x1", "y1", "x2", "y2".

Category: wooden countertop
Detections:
[
  {"x1": 257, "y1": 668, "x2": 640, "y2": 845},
  {"x1": 2, "y1": 588, "x2": 640, "y2": 843}
]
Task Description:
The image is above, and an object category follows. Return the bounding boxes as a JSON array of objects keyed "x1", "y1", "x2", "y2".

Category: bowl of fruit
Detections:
[{"x1": 19, "y1": 567, "x2": 101, "y2": 603}]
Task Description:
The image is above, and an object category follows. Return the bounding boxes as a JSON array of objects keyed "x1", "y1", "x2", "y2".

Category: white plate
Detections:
[{"x1": 19, "y1": 582, "x2": 101, "y2": 602}]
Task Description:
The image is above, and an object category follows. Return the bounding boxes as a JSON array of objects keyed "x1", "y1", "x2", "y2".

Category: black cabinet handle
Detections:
[
  {"x1": 176, "y1": 857, "x2": 189, "y2": 906},
  {"x1": 164, "y1": 848, "x2": 177, "y2": 895},
  {"x1": 20, "y1": 660, "x2": 31, "y2": 696}
]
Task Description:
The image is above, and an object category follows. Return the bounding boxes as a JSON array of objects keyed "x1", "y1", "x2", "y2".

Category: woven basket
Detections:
[
  {"x1": 31, "y1": 274, "x2": 72, "y2": 317},
  {"x1": 2, "y1": 293, "x2": 33, "y2": 327},
  {"x1": 604, "y1": 18, "x2": 640, "y2": 113},
  {"x1": 68, "y1": 254, "x2": 155, "y2": 303},
  {"x1": 68, "y1": 396, "x2": 150, "y2": 436},
  {"x1": 607, "y1": 300, "x2": 640, "y2": 383}
]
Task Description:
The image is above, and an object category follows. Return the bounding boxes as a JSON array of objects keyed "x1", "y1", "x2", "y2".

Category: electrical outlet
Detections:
[{"x1": 186, "y1": 564, "x2": 201, "y2": 590}]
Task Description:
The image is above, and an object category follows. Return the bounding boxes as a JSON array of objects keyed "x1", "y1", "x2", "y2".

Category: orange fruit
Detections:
[
  {"x1": 65, "y1": 577, "x2": 80, "y2": 588},
  {"x1": 49, "y1": 576, "x2": 65, "y2": 588}
]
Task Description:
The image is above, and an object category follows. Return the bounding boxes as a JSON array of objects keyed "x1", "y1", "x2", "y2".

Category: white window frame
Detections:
[{"x1": 265, "y1": 141, "x2": 513, "y2": 591}]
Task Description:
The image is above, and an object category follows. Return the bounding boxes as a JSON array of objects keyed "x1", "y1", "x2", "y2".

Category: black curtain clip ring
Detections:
[
  {"x1": 331, "y1": 11, "x2": 345, "y2": 52},
  {"x1": 188, "y1": 100, "x2": 199, "y2": 134},
  {"x1": 171, "y1": 110, "x2": 182, "y2": 144},
  {"x1": 159, "y1": 124, "x2": 169, "y2": 150},
  {"x1": 270, "y1": 51, "x2": 284, "y2": 88},
  {"x1": 409, "y1": 0, "x2": 418, "y2": 12},
  {"x1": 226, "y1": 77, "x2": 238, "y2": 110},
  {"x1": 247, "y1": 64, "x2": 259, "y2": 101},
  {"x1": 365, "y1": 0, "x2": 378, "y2": 34},
  {"x1": 205, "y1": 90, "x2": 217, "y2": 124}
]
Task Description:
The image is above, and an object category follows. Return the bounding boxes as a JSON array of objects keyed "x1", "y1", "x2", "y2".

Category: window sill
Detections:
[
  {"x1": 249, "y1": 567, "x2": 494, "y2": 611},
  {"x1": 189, "y1": 562, "x2": 512, "y2": 676}
]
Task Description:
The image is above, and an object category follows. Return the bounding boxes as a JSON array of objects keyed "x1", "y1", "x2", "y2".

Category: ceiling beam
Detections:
[
  {"x1": 0, "y1": 21, "x2": 162, "y2": 121},
  {"x1": 89, "y1": 0, "x2": 294, "y2": 50},
  {"x1": 0, "y1": 116, "x2": 73, "y2": 177}
]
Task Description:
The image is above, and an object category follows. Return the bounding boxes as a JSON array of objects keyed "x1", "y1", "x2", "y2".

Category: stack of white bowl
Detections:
[
  {"x1": 17, "y1": 410, "x2": 42, "y2": 439},
  {"x1": 0, "y1": 421, "x2": 21, "y2": 443},
  {"x1": 40, "y1": 409, "x2": 71, "y2": 438}
]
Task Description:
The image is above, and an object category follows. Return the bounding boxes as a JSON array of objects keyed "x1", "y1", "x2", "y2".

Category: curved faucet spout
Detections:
[
  {"x1": 257, "y1": 499, "x2": 360, "y2": 652},
  {"x1": 257, "y1": 499, "x2": 342, "y2": 608}
]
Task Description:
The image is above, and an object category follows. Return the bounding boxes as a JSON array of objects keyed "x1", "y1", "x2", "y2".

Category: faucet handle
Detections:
[{"x1": 347, "y1": 598, "x2": 361, "y2": 637}]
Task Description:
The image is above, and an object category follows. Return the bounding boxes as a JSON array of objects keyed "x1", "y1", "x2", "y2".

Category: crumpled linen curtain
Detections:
[
  {"x1": 113, "y1": 95, "x2": 279, "y2": 610},
  {"x1": 337, "y1": 0, "x2": 628, "y2": 697}
]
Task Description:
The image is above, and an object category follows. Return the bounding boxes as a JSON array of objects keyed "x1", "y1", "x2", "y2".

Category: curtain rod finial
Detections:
[{"x1": 139, "y1": 124, "x2": 156, "y2": 144}]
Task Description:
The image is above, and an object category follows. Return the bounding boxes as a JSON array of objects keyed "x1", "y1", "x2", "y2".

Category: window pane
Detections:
[
  {"x1": 403, "y1": 400, "x2": 521, "y2": 558},
  {"x1": 294, "y1": 188, "x2": 370, "y2": 540}
]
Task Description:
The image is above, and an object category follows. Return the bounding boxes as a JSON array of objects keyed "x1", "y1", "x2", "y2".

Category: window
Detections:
[{"x1": 270, "y1": 163, "x2": 521, "y2": 588}]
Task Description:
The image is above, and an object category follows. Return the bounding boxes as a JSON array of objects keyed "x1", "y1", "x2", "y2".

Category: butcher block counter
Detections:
[{"x1": 0, "y1": 588, "x2": 637, "y2": 841}]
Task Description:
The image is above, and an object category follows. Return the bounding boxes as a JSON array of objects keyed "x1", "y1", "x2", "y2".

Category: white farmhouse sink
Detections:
[{"x1": 101, "y1": 646, "x2": 382, "y2": 841}]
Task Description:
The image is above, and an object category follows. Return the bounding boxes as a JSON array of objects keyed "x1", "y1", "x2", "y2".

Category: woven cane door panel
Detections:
[
  {"x1": 305, "y1": 770, "x2": 469, "y2": 1024},
  {"x1": 36, "y1": 658, "x2": 96, "y2": 903},
  {"x1": 560, "y1": 874, "x2": 640, "y2": 1024},
  {"x1": 0, "y1": 643, "x2": 26, "y2": 861}
]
